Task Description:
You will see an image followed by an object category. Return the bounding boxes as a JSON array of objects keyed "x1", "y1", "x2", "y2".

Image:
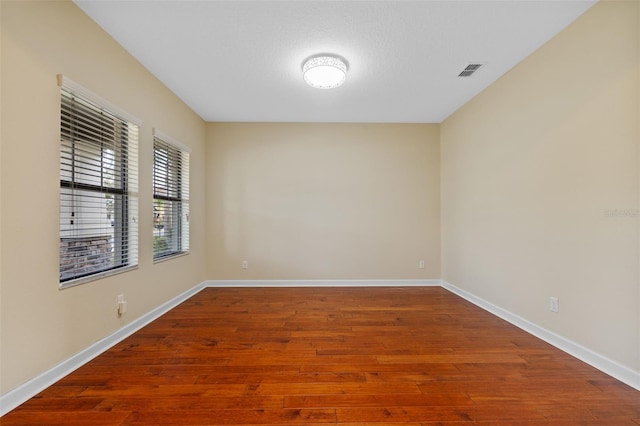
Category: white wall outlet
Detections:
[
  {"x1": 549, "y1": 297, "x2": 559, "y2": 313},
  {"x1": 242, "y1": 260, "x2": 248, "y2": 269},
  {"x1": 117, "y1": 294, "x2": 127, "y2": 316},
  {"x1": 418, "y1": 260, "x2": 425, "y2": 269}
]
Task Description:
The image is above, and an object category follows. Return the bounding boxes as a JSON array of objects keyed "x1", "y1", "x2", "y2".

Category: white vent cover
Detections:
[{"x1": 458, "y1": 63, "x2": 483, "y2": 77}]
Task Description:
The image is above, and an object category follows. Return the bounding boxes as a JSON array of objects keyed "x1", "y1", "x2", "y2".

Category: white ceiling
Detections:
[{"x1": 74, "y1": 0, "x2": 596, "y2": 123}]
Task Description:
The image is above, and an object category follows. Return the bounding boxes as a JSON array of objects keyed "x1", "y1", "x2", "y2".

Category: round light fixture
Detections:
[{"x1": 302, "y1": 55, "x2": 348, "y2": 89}]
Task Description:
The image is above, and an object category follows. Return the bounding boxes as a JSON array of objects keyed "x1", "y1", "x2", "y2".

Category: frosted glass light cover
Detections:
[{"x1": 302, "y1": 56, "x2": 347, "y2": 89}]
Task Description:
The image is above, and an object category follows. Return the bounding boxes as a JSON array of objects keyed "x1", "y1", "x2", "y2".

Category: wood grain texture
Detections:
[{"x1": 3, "y1": 287, "x2": 638, "y2": 425}]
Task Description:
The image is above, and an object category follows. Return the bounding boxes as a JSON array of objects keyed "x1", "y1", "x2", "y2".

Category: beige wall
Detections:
[
  {"x1": 441, "y1": 0, "x2": 639, "y2": 372},
  {"x1": 0, "y1": 1, "x2": 207, "y2": 394},
  {"x1": 206, "y1": 123, "x2": 440, "y2": 280}
]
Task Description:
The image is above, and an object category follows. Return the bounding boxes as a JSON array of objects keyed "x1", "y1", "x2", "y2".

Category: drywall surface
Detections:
[
  {"x1": 206, "y1": 122, "x2": 440, "y2": 280},
  {"x1": 441, "y1": 1, "x2": 639, "y2": 372}
]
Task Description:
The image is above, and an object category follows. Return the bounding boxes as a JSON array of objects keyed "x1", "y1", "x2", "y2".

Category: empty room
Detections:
[{"x1": 1, "y1": 0, "x2": 639, "y2": 424}]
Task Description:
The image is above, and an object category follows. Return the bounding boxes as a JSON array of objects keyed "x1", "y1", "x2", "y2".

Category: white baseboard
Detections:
[
  {"x1": 2, "y1": 278, "x2": 638, "y2": 416},
  {"x1": 441, "y1": 280, "x2": 640, "y2": 391},
  {"x1": 0, "y1": 282, "x2": 206, "y2": 416},
  {"x1": 204, "y1": 279, "x2": 442, "y2": 288}
]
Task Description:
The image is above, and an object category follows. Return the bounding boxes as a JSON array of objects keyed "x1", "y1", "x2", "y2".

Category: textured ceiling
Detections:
[{"x1": 74, "y1": 1, "x2": 596, "y2": 123}]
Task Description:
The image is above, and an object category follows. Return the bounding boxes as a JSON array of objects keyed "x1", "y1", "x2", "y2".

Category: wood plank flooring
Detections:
[{"x1": 3, "y1": 287, "x2": 639, "y2": 425}]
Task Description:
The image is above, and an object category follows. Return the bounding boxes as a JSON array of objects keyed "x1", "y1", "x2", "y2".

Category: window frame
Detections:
[
  {"x1": 58, "y1": 75, "x2": 140, "y2": 288},
  {"x1": 152, "y1": 129, "x2": 190, "y2": 261}
]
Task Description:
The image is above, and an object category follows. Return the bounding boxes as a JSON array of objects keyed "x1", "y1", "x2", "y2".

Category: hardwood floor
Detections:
[{"x1": 3, "y1": 287, "x2": 639, "y2": 425}]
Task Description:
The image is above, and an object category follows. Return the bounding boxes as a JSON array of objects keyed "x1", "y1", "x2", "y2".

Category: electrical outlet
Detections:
[
  {"x1": 117, "y1": 294, "x2": 127, "y2": 316},
  {"x1": 549, "y1": 297, "x2": 559, "y2": 313},
  {"x1": 418, "y1": 260, "x2": 425, "y2": 269},
  {"x1": 242, "y1": 260, "x2": 248, "y2": 269}
]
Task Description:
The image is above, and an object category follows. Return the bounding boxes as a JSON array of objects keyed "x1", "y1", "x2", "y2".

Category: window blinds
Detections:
[
  {"x1": 153, "y1": 132, "x2": 190, "y2": 260},
  {"x1": 59, "y1": 78, "x2": 139, "y2": 286}
]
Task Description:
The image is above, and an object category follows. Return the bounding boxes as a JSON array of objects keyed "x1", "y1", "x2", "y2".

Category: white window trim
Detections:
[
  {"x1": 153, "y1": 128, "x2": 192, "y2": 153},
  {"x1": 152, "y1": 129, "x2": 190, "y2": 262},
  {"x1": 58, "y1": 75, "x2": 141, "y2": 288},
  {"x1": 57, "y1": 75, "x2": 142, "y2": 127}
]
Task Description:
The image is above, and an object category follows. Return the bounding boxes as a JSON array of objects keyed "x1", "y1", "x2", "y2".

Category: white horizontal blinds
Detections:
[
  {"x1": 153, "y1": 133, "x2": 189, "y2": 260},
  {"x1": 59, "y1": 82, "x2": 139, "y2": 285}
]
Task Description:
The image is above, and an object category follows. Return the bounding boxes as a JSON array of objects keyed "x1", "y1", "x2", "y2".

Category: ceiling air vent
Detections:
[{"x1": 458, "y1": 63, "x2": 483, "y2": 77}]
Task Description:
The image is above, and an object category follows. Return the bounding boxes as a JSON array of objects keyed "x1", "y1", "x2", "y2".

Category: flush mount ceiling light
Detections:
[{"x1": 302, "y1": 55, "x2": 348, "y2": 89}]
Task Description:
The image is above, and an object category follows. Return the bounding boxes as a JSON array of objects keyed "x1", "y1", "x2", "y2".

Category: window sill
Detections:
[
  {"x1": 153, "y1": 251, "x2": 189, "y2": 264},
  {"x1": 59, "y1": 264, "x2": 139, "y2": 290}
]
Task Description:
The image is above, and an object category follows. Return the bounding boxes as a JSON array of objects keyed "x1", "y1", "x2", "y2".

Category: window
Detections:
[
  {"x1": 153, "y1": 130, "x2": 190, "y2": 260},
  {"x1": 59, "y1": 76, "x2": 139, "y2": 287}
]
